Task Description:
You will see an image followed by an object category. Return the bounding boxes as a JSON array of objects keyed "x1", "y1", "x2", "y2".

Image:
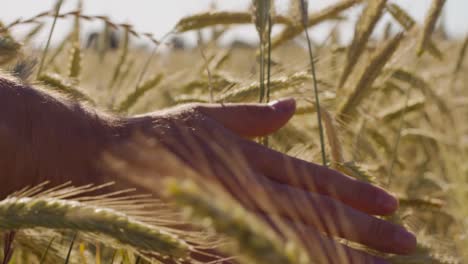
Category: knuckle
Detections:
[
  {"x1": 178, "y1": 104, "x2": 210, "y2": 124},
  {"x1": 186, "y1": 103, "x2": 204, "y2": 113}
]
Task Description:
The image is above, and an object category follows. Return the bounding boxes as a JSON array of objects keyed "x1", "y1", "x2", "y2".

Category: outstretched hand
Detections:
[
  {"x1": 122, "y1": 98, "x2": 417, "y2": 263},
  {"x1": 0, "y1": 77, "x2": 416, "y2": 263}
]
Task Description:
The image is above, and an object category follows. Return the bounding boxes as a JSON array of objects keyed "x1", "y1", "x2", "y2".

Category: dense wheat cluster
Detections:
[{"x1": 0, "y1": 0, "x2": 467, "y2": 263}]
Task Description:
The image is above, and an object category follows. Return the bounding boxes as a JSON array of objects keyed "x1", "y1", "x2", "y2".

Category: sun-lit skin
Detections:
[{"x1": 0, "y1": 76, "x2": 416, "y2": 263}]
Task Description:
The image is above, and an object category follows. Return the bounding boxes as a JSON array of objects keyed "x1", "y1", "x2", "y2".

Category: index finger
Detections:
[{"x1": 241, "y1": 140, "x2": 398, "y2": 216}]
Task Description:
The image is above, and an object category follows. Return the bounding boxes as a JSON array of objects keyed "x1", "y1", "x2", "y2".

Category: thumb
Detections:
[{"x1": 196, "y1": 98, "x2": 296, "y2": 138}]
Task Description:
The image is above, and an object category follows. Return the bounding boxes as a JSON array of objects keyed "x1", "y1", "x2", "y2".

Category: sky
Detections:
[{"x1": 2, "y1": 0, "x2": 467, "y2": 47}]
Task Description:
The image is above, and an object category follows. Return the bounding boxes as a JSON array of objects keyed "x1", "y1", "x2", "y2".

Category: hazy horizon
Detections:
[{"x1": 2, "y1": 0, "x2": 467, "y2": 47}]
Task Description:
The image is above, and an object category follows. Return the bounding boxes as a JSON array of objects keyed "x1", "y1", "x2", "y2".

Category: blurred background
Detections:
[{"x1": 2, "y1": 0, "x2": 467, "y2": 48}]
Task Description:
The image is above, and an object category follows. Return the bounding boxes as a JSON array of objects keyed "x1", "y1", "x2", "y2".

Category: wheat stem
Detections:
[
  {"x1": 300, "y1": 0, "x2": 327, "y2": 166},
  {"x1": 266, "y1": 15, "x2": 273, "y2": 103},
  {"x1": 108, "y1": 26, "x2": 130, "y2": 91},
  {"x1": 39, "y1": 236, "x2": 56, "y2": 264},
  {"x1": 36, "y1": 0, "x2": 64, "y2": 78},
  {"x1": 64, "y1": 232, "x2": 77, "y2": 264},
  {"x1": 386, "y1": 82, "x2": 411, "y2": 188},
  {"x1": 417, "y1": 0, "x2": 446, "y2": 56},
  {"x1": 451, "y1": 34, "x2": 468, "y2": 88},
  {"x1": 198, "y1": 41, "x2": 214, "y2": 103}
]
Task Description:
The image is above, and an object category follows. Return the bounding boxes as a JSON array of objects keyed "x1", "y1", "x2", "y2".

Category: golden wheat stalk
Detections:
[
  {"x1": 451, "y1": 34, "x2": 468, "y2": 87},
  {"x1": 38, "y1": 73, "x2": 94, "y2": 104},
  {"x1": 0, "y1": 197, "x2": 190, "y2": 259},
  {"x1": 401, "y1": 128, "x2": 454, "y2": 146},
  {"x1": 179, "y1": 76, "x2": 234, "y2": 95},
  {"x1": 398, "y1": 195, "x2": 444, "y2": 209},
  {"x1": 389, "y1": 68, "x2": 453, "y2": 124},
  {"x1": 252, "y1": 0, "x2": 272, "y2": 104},
  {"x1": 334, "y1": 161, "x2": 376, "y2": 183},
  {"x1": 319, "y1": 106, "x2": 344, "y2": 165},
  {"x1": 386, "y1": 3, "x2": 443, "y2": 59},
  {"x1": 338, "y1": 0, "x2": 387, "y2": 88},
  {"x1": 174, "y1": 11, "x2": 291, "y2": 33},
  {"x1": 0, "y1": 36, "x2": 21, "y2": 65},
  {"x1": 67, "y1": 44, "x2": 81, "y2": 81},
  {"x1": 116, "y1": 73, "x2": 164, "y2": 112},
  {"x1": 381, "y1": 80, "x2": 405, "y2": 94},
  {"x1": 173, "y1": 95, "x2": 211, "y2": 104},
  {"x1": 252, "y1": 0, "x2": 271, "y2": 40},
  {"x1": 108, "y1": 26, "x2": 130, "y2": 90},
  {"x1": 337, "y1": 33, "x2": 404, "y2": 121},
  {"x1": 36, "y1": 0, "x2": 64, "y2": 78},
  {"x1": 197, "y1": 43, "x2": 214, "y2": 102},
  {"x1": 22, "y1": 22, "x2": 44, "y2": 44},
  {"x1": 377, "y1": 96, "x2": 426, "y2": 122},
  {"x1": 67, "y1": 2, "x2": 82, "y2": 83},
  {"x1": 15, "y1": 231, "x2": 65, "y2": 263},
  {"x1": 271, "y1": 0, "x2": 362, "y2": 49},
  {"x1": 417, "y1": 0, "x2": 446, "y2": 56},
  {"x1": 4, "y1": 10, "x2": 162, "y2": 46},
  {"x1": 367, "y1": 127, "x2": 393, "y2": 157},
  {"x1": 218, "y1": 71, "x2": 311, "y2": 102}
]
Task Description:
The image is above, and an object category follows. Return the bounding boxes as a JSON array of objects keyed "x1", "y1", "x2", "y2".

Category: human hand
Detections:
[{"x1": 121, "y1": 98, "x2": 417, "y2": 264}]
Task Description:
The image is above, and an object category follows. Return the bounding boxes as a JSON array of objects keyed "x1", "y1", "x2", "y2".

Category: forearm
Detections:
[{"x1": 0, "y1": 76, "x2": 116, "y2": 198}]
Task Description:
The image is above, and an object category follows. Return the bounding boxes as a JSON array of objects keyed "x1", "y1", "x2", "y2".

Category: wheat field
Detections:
[{"x1": 0, "y1": 0, "x2": 467, "y2": 263}]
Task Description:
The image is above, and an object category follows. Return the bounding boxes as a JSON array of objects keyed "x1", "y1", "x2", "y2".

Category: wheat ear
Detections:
[
  {"x1": 38, "y1": 73, "x2": 94, "y2": 104},
  {"x1": 116, "y1": 73, "x2": 164, "y2": 113},
  {"x1": 174, "y1": 11, "x2": 291, "y2": 33},
  {"x1": 337, "y1": 33, "x2": 404, "y2": 122},
  {"x1": 320, "y1": 106, "x2": 344, "y2": 165},
  {"x1": 338, "y1": 0, "x2": 387, "y2": 88},
  {"x1": 386, "y1": 3, "x2": 443, "y2": 59},
  {"x1": 0, "y1": 197, "x2": 190, "y2": 259},
  {"x1": 67, "y1": 44, "x2": 81, "y2": 81},
  {"x1": 271, "y1": 0, "x2": 361, "y2": 49},
  {"x1": 218, "y1": 71, "x2": 311, "y2": 102},
  {"x1": 377, "y1": 97, "x2": 426, "y2": 122}
]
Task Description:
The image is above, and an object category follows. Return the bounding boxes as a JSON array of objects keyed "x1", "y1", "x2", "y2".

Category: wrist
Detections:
[{"x1": 0, "y1": 77, "x2": 120, "y2": 197}]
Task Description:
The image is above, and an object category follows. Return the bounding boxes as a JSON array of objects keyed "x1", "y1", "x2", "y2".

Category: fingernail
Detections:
[
  {"x1": 393, "y1": 229, "x2": 417, "y2": 253},
  {"x1": 377, "y1": 193, "x2": 398, "y2": 212},
  {"x1": 269, "y1": 98, "x2": 296, "y2": 113}
]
